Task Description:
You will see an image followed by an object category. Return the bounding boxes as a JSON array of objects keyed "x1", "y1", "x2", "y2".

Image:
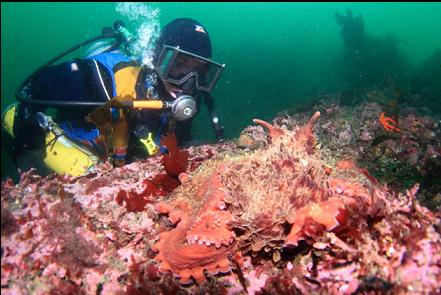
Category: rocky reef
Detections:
[{"x1": 1, "y1": 103, "x2": 440, "y2": 294}]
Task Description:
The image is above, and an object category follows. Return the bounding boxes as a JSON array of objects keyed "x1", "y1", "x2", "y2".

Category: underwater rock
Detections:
[
  {"x1": 236, "y1": 125, "x2": 268, "y2": 150},
  {"x1": 340, "y1": 89, "x2": 355, "y2": 106}
]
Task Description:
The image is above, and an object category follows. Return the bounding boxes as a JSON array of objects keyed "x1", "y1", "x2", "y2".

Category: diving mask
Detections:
[{"x1": 155, "y1": 45, "x2": 225, "y2": 93}]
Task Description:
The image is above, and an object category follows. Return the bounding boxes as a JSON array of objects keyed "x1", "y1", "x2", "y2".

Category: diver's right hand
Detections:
[
  {"x1": 85, "y1": 96, "x2": 128, "y2": 136},
  {"x1": 85, "y1": 96, "x2": 135, "y2": 127},
  {"x1": 86, "y1": 95, "x2": 134, "y2": 130},
  {"x1": 85, "y1": 104, "x2": 111, "y2": 129},
  {"x1": 215, "y1": 126, "x2": 225, "y2": 142}
]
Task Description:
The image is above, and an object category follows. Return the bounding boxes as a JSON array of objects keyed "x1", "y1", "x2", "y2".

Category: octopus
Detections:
[{"x1": 152, "y1": 111, "x2": 385, "y2": 284}]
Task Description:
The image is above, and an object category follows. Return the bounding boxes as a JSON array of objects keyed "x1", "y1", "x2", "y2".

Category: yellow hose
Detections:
[{"x1": 132, "y1": 100, "x2": 165, "y2": 109}]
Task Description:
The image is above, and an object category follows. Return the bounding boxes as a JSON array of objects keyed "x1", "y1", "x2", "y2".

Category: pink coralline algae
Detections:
[
  {"x1": 1, "y1": 110, "x2": 440, "y2": 294},
  {"x1": 0, "y1": 143, "x2": 231, "y2": 294}
]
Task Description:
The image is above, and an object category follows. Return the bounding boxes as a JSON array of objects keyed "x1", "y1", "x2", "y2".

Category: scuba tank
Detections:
[
  {"x1": 2, "y1": 104, "x2": 99, "y2": 176},
  {"x1": 85, "y1": 20, "x2": 134, "y2": 58},
  {"x1": 85, "y1": 40, "x2": 121, "y2": 58}
]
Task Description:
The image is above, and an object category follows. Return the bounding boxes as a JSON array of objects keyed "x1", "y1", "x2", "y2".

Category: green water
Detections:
[{"x1": 2, "y1": 2, "x2": 441, "y2": 180}]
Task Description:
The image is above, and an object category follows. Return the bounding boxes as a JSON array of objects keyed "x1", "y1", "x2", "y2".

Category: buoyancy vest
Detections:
[{"x1": 89, "y1": 52, "x2": 142, "y2": 164}]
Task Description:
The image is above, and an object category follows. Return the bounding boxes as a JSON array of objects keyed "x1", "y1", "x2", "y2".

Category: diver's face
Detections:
[
  {"x1": 169, "y1": 55, "x2": 205, "y2": 79},
  {"x1": 164, "y1": 81, "x2": 184, "y2": 99},
  {"x1": 164, "y1": 55, "x2": 202, "y2": 98}
]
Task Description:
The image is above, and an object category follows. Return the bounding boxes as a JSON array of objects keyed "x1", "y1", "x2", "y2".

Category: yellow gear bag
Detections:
[{"x1": 2, "y1": 103, "x2": 99, "y2": 177}]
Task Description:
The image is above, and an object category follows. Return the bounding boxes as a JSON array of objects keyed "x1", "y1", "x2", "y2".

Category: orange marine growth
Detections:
[{"x1": 379, "y1": 112, "x2": 401, "y2": 133}]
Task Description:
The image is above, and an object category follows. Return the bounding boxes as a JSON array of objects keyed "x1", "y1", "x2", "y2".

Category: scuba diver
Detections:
[{"x1": 5, "y1": 18, "x2": 226, "y2": 176}]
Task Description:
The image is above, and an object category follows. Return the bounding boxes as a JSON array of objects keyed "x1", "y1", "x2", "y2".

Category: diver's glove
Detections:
[
  {"x1": 212, "y1": 119, "x2": 225, "y2": 142},
  {"x1": 215, "y1": 126, "x2": 225, "y2": 142},
  {"x1": 85, "y1": 95, "x2": 134, "y2": 161},
  {"x1": 86, "y1": 96, "x2": 134, "y2": 125},
  {"x1": 108, "y1": 95, "x2": 134, "y2": 108}
]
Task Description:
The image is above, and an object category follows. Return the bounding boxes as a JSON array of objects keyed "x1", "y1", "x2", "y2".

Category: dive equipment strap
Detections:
[
  {"x1": 156, "y1": 114, "x2": 170, "y2": 154},
  {"x1": 114, "y1": 146, "x2": 128, "y2": 160}
]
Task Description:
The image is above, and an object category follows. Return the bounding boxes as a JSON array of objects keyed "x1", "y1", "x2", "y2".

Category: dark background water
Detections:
[{"x1": 2, "y1": 2, "x2": 441, "y2": 180}]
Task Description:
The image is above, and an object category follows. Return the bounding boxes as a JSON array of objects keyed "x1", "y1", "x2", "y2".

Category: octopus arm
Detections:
[
  {"x1": 153, "y1": 227, "x2": 234, "y2": 284},
  {"x1": 285, "y1": 197, "x2": 347, "y2": 246}
]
